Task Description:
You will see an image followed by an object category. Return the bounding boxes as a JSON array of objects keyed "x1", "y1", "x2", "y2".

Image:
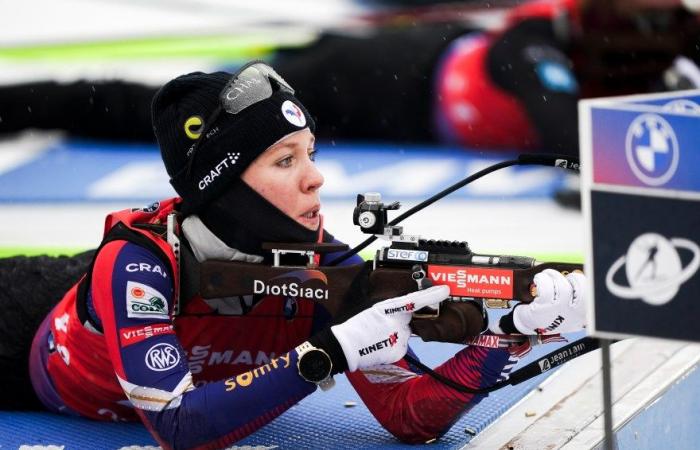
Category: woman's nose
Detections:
[{"x1": 302, "y1": 159, "x2": 324, "y2": 193}]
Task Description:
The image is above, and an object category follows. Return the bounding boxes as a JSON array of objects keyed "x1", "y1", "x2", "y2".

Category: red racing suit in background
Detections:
[
  {"x1": 29, "y1": 198, "x2": 516, "y2": 449},
  {"x1": 279, "y1": 0, "x2": 583, "y2": 153},
  {"x1": 435, "y1": 0, "x2": 700, "y2": 153},
  {"x1": 2, "y1": 0, "x2": 697, "y2": 155},
  {"x1": 434, "y1": 0, "x2": 580, "y2": 152}
]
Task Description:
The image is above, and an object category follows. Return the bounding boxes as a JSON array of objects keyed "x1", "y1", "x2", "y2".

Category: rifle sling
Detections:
[{"x1": 404, "y1": 336, "x2": 602, "y2": 394}]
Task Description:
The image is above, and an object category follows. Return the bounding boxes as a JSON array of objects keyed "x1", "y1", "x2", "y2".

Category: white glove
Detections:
[
  {"x1": 331, "y1": 285, "x2": 449, "y2": 372},
  {"x1": 513, "y1": 269, "x2": 587, "y2": 335}
]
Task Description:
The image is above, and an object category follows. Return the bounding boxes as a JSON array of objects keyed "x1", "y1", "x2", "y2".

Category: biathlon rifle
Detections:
[
  {"x1": 198, "y1": 153, "x2": 582, "y2": 314},
  {"x1": 194, "y1": 153, "x2": 601, "y2": 393}
]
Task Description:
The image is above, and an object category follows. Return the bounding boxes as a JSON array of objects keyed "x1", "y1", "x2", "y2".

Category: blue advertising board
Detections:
[
  {"x1": 580, "y1": 90, "x2": 700, "y2": 341},
  {"x1": 0, "y1": 140, "x2": 567, "y2": 203}
]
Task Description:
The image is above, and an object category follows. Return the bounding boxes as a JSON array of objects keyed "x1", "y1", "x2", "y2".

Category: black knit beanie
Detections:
[{"x1": 152, "y1": 69, "x2": 315, "y2": 213}]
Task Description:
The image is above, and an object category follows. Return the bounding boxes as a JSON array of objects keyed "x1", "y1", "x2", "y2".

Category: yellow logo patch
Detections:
[{"x1": 184, "y1": 116, "x2": 204, "y2": 140}]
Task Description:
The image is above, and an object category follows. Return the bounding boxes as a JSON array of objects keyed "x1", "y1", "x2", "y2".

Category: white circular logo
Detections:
[
  {"x1": 605, "y1": 232, "x2": 700, "y2": 305},
  {"x1": 145, "y1": 343, "x2": 180, "y2": 372},
  {"x1": 281, "y1": 100, "x2": 306, "y2": 127},
  {"x1": 625, "y1": 113, "x2": 679, "y2": 186}
]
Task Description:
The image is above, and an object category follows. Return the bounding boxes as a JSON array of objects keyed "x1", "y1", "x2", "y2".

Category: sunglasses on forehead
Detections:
[{"x1": 184, "y1": 61, "x2": 295, "y2": 178}]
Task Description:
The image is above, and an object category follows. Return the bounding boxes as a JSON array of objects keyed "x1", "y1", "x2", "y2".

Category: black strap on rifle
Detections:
[
  {"x1": 178, "y1": 239, "x2": 200, "y2": 302},
  {"x1": 404, "y1": 336, "x2": 602, "y2": 394},
  {"x1": 325, "y1": 153, "x2": 588, "y2": 391},
  {"x1": 328, "y1": 153, "x2": 580, "y2": 266}
]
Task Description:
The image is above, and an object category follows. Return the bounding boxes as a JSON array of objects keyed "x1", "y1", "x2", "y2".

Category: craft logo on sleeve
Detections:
[
  {"x1": 125, "y1": 262, "x2": 167, "y2": 278},
  {"x1": 126, "y1": 281, "x2": 169, "y2": 319}
]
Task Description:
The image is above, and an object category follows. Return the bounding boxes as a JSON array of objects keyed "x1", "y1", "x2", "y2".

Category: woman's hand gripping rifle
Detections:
[{"x1": 197, "y1": 241, "x2": 583, "y2": 343}]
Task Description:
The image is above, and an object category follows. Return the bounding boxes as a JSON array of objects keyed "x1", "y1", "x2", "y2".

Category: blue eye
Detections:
[
  {"x1": 308, "y1": 149, "x2": 317, "y2": 162},
  {"x1": 277, "y1": 156, "x2": 293, "y2": 168}
]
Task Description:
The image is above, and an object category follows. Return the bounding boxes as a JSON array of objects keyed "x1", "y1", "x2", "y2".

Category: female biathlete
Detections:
[{"x1": 0, "y1": 61, "x2": 587, "y2": 449}]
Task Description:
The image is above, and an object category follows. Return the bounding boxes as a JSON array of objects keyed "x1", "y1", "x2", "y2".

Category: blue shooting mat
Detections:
[{"x1": 0, "y1": 332, "x2": 582, "y2": 449}]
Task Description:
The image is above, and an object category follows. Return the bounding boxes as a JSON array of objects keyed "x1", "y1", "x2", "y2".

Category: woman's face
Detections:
[{"x1": 241, "y1": 128, "x2": 324, "y2": 230}]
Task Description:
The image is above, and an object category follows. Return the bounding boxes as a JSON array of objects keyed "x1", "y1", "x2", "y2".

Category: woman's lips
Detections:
[{"x1": 299, "y1": 205, "x2": 321, "y2": 228}]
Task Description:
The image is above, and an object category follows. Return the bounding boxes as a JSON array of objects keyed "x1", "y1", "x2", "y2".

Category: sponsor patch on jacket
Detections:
[
  {"x1": 126, "y1": 281, "x2": 169, "y2": 320},
  {"x1": 145, "y1": 343, "x2": 181, "y2": 372},
  {"x1": 119, "y1": 323, "x2": 174, "y2": 347}
]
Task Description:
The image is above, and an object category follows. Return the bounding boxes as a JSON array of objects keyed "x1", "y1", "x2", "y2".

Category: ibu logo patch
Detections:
[
  {"x1": 126, "y1": 281, "x2": 169, "y2": 320},
  {"x1": 605, "y1": 232, "x2": 700, "y2": 306},
  {"x1": 281, "y1": 100, "x2": 306, "y2": 127}
]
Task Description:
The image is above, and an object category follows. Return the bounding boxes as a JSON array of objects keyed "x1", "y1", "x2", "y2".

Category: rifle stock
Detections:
[
  {"x1": 199, "y1": 259, "x2": 583, "y2": 315},
  {"x1": 200, "y1": 261, "x2": 365, "y2": 317}
]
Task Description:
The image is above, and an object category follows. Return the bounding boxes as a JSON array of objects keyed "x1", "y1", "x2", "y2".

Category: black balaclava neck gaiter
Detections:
[{"x1": 197, "y1": 180, "x2": 333, "y2": 262}]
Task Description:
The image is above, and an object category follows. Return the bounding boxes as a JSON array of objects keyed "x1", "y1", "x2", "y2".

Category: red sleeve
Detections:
[
  {"x1": 347, "y1": 345, "x2": 514, "y2": 443},
  {"x1": 91, "y1": 241, "x2": 316, "y2": 449}
]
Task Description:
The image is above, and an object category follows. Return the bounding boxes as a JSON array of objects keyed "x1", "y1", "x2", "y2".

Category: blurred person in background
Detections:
[
  {"x1": 0, "y1": 62, "x2": 589, "y2": 448},
  {"x1": 0, "y1": 0, "x2": 698, "y2": 157}
]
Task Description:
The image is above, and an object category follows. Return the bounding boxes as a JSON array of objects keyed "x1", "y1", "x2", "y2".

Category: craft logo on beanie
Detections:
[
  {"x1": 197, "y1": 152, "x2": 240, "y2": 190},
  {"x1": 152, "y1": 63, "x2": 315, "y2": 214}
]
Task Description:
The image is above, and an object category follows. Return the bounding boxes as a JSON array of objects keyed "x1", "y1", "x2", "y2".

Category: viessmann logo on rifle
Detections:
[
  {"x1": 427, "y1": 265, "x2": 514, "y2": 298},
  {"x1": 253, "y1": 269, "x2": 329, "y2": 300}
]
